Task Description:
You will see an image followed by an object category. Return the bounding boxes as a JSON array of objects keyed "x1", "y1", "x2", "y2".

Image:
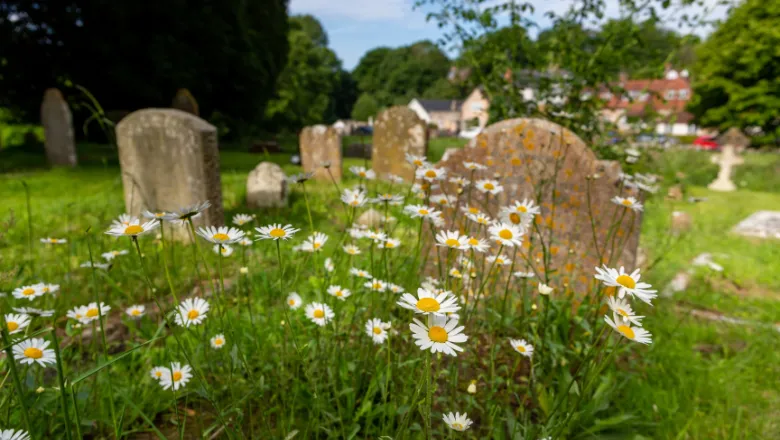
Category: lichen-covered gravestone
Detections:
[
  {"x1": 247, "y1": 162, "x2": 287, "y2": 208},
  {"x1": 41, "y1": 88, "x2": 77, "y2": 167},
  {"x1": 438, "y1": 118, "x2": 643, "y2": 292},
  {"x1": 372, "y1": 106, "x2": 427, "y2": 181},
  {"x1": 171, "y1": 89, "x2": 199, "y2": 116},
  {"x1": 300, "y1": 125, "x2": 342, "y2": 181},
  {"x1": 116, "y1": 109, "x2": 223, "y2": 232}
]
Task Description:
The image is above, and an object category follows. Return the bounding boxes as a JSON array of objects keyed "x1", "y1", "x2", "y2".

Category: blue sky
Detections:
[{"x1": 289, "y1": 0, "x2": 730, "y2": 71}]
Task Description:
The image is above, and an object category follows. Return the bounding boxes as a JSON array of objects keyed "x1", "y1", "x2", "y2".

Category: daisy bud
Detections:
[
  {"x1": 36, "y1": 386, "x2": 45, "y2": 393},
  {"x1": 538, "y1": 283, "x2": 553, "y2": 295},
  {"x1": 240, "y1": 267, "x2": 249, "y2": 275},
  {"x1": 467, "y1": 381, "x2": 477, "y2": 394}
]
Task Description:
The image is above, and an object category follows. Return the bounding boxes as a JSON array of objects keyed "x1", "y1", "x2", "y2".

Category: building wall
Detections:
[
  {"x1": 656, "y1": 123, "x2": 697, "y2": 136},
  {"x1": 429, "y1": 111, "x2": 461, "y2": 133},
  {"x1": 408, "y1": 99, "x2": 431, "y2": 123},
  {"x1": 461, "y1": 88, "x2": 490, "y2": 130}
]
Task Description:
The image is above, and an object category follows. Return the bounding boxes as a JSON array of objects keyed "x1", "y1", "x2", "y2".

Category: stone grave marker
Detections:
[
  {"x1": 717, "y1": 127, "x2": 750, "y2": 152},
  {"x1": 41, "y1": 88, "x2": 77, "y2": 167},
  {"x1": 300, "y1": 125, "x2": 342, "y2": 181},
  {"x1": 247, "y1": 162, "x2": 287, "y2": 208},
  {"x1": 707, "y1": 145, "x2": 744, "y2": 192},
  {"x1": 732, "y1": 211, "x2": 780, "y2": 239},
  {"x1": 372, "y1": 106, "x2": 427, "y2": 181},
  {"x1": 437, "y1": 118, "x2": 643, "y2": 292},
  {"x1": 116, "y1": 109, "x2": 223, "y2": 233},
  {"x1": 171, "y1": 88, "x2": 199, "y2": 116}
]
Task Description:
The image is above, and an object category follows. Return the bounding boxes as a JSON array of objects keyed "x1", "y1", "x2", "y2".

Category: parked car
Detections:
[{"x1": 693, "y1": 136, "x2": 719, "y2": 150}]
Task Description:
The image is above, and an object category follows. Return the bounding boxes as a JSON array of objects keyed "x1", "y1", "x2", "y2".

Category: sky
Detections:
[{"x1": 289, "y1": 0, "x2": 731, "y2": 71}]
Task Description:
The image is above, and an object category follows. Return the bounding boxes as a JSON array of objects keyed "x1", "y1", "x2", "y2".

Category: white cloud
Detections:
[{"x1": 290, "y1": 0, "x2": 415, "y2": 21}]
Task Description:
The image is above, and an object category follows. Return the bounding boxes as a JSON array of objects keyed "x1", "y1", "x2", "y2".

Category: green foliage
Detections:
[
  {"x1": 350, "y1": 93, "x2": 380, "y2": 121},
  {"x1": 688, "y1": 0, "x2": 780, "y2": 140}
]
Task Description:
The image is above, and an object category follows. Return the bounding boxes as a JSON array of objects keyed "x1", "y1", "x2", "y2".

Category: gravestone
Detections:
[
  {"x1": 732, "y1": 211, "x2": 780, "y2": 239},
  {"x1": 247, "y1": 162, "x2": 287, "y2": 208},
  {"x1": 372, "y1": 106, "x2": 427, "y2": 181},
  {"x1": 437, "y1": 118, "x2": 643, "y2": 292},
  {"x1": 116, "y1": 109, "x2": 223, "y2": 233},
  {"x1": 171, "y1": 89, "x2": 199, "y2": 116},
  {"x1": 707, "y1": 145, "x2": 744, "y2": 192},
  {"x1": 717, "y1": 127, "x2": 750, "y2": 152},
  {"x1": 671, "y1": 211, "x2": 692, "y2": 234},
  {"x1": 41, "y1": 88, "x2": 77, "y2": 167},
  {"x1": 300, "y1": 125, "x2": 342, "y2": 181}
]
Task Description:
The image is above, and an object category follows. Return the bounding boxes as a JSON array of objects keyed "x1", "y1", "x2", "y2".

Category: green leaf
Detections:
[
  {"x1": 0, "y1": 327, "x2": 53, "y2": 352},
  {"x1": 72, "y1": 336, "x2": 161, "y2": 385},
  {"x1": 119, "y1": 393, "x2": 167, "y2": 439}
]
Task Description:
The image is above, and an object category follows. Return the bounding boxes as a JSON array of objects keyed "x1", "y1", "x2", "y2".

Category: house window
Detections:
[
  {"x1": 471, "y1": 103, "x2": 484, "y2": 112},
  {"x1": 600, "y1": 92, "x2": 612, "y2": 100},
  {"x1": 678, "y1": 89, "x2": 689, "y2": 100},
  {"x1": 665, "y1": 90, "x2": 676, "y2": 100}
]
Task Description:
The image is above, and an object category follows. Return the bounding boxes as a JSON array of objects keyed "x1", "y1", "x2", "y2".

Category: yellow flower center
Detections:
[
  {"x1": 516, "y1": 345, "x2": 526, "y2": 353},
  {"x1": 8, "y1": 322, "x2": 19, "y2": 332},
  {"x1": 383, "y1": 194, "x2": 392, "y2": 198},
  {"x1": 373, "y1": 283, "x2": 382, "y2": 290},
  {"x1": 188, "y1": 309, "x2": 200, "y2": 320},
  {"x1": 425, "y1": 170, "x2": 437, "y2": 178},
  {"x1": 617, "y1": 325, "x2": 635, "y2": 340},
  {"x1": 621, "y1": 199, "x2": 633, "y2": 206},
  {"x1": 155, "y1": 371, "x2": 163, "y2": 378},
  {"x1": 269, "y1": 228, "x2": 286, "y2": 238},
  {"x1": 173, "y1": 371, "x2": 182, "y2": 381},
  {"x1": 468, "y1": 238, "x2": 479, "y2": 246},
  {"x1": 616, "y1": 275, "x2": 636, "y2": 289},
  {"x1": 373, "y1": 327, "x2": 382, "y2": 335},
  {"x1": 131, "y1": 309, "x2": 141, "y2": 316},
  {"x1": 124, "y1": 225, "x2": 144, "y2": 235},
  {"x1": 468, "y1": 207, "x2": 479, "y2": 214},
  {"x1": 484, "y1": 182, "x2": 495, "y2": 190},
  {"x1": 335, "y1": 291, "x2": 343, "y2": 297},
  {"x1": 351, "y1": 200, "x2": 360, "y2": 206},
  {"x1": 86, "y1": 308, "x2": 99, "y2": 318},
  {"x1": 42, "y1": 286, "x2": 49, "y2": 292},
  {"x1": 212, "y1": 233, "x2": 230, "y2": 241},
  {"x1": 419, "y1": 209, "x2": 429, "y2": 215},
  {"x1": 112, "y1": 251, "x2": 120, "y2": 256},
  {"x1": 313, "y1": 309, "x2": 325, "y2": 318},
  {"x1": 288, "y1": 299, "x2": 296, "y2": 306},
  {"x1": 445, "y1": 238, "x2": 460, "y2": 247},
  {"x1": 452, "y1": 423, "x2": 464, "y2": 430},
  {"x1": 414, "y1": 160, "x2": 423, "y2": 166},
  {"x1": 517, "y1": 205, "x2": 528, "y2": 213},
  {"x1": 496, "y1": 258, "x2": 505, "y2": 264},
  {"x1": 428, "y1": 326, "x2": 448, "y2": 343},
  {"x1": 499, "y1": 229, "x2": 513, "y2": 240},
  {"x1": 22, "y1": 288, "x2": 35, "y2": 296},
  {"x1": 386, "y1": 242, "x2": 395, "y2": 248},
  {"x1": 214, "y1": 338, "x2": 223, "y2": 346},
  {"x1": 358, "y1": 171, "x2": 366, "y2": 177},
  {"x1": 24, "y1": 347, "x2": 43, "y2": 359},
  {"x1": 313, "y1": 242, "x2": 322, "y2": 249},
  {"x1": 617, "y1": 308, "x2": 629, "y2": 317},
  {"x1": 416, "y1": 297, "x2": 440, "y2": 312}
]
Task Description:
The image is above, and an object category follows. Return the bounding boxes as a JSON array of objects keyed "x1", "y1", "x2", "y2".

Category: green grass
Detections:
[{"x1": 1, "y1": 143, "x2": 778, "y2": 439}]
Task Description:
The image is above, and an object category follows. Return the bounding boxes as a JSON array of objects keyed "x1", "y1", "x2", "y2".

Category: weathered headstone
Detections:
[
  {"x1": 116, "y1": 109, "x2": 223, "y2": 233},
  {"x1": 667, "y1": 184, "x2": 683, "y2": 201},
  {"x1": 300, "y1": 125, "x2": 342, "y2": 181},
  {"x1": 671, "y1": 211, "x2": 692, "y2": 234},
  {"x1": 372, "y1": 106, "x2": 427, "y2": 181},
  {"x1": 171, "y1": 89, "x2": 199, "y2": 116},
  {"x1": 732, "y1": 211, "x2": 780, "y2": 239},
  {"x1": 437, "y1": 118, "x2": 643, "y2": 291},
  {"x1": 41, "y1": 88, "x2": 77, "y2": 167},
  {"x1": 247, "y1": 162, "x2": 287, "y2": 208},
  {"x1": 707, "y1": 145, "x2": 744, "y2": 192},
  {"x1": 717, "y1": 127, "x2": 750, "y2": 152}
]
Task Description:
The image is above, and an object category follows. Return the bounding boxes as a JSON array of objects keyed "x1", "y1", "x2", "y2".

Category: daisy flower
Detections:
[
  {"x1": 509, "y1": 338, "x2": 534, "y2": 357},
  {"x1": 416, "y1": 166, "x2": 446, "y2": 182},
  {"x1": 449, "y1": 268, "x2": 463, "y2": 278},
  {"x1": 406, "y1": 153, "x2": 429, "y2": 168},
  {"x1": 349, "y1": 166, "x2": 376, "y2": 180},
  {"x1": 538, "y1": 283, "x2": 553, "y2": 295},
  {"x1": 67, "y1": 306, "x2": 87, "y2": 322},
  {"x1": 343, "y1": 244, "x2": 361, "y2": 255},
  {"x1": 350, "y1": 268, "x2": 372, "y2": 279},
  {"x1": 430, "y1": 194, "x2": 456, "y2": 207},
  {"x1": 324, "y1": 257, "x2": 334, "y2": 273},
  {"x1": 466, "y1": 212, "x2": 492, "y2": 226},
  {"x1": 210, "y1": 334, "x2": 226, "y2": 349},
  {"x1": 404, "y1": 205, "x2": 441, "y2": 220},
  {"x1": 0, "y1": 429, "x2": 30, "y2": 440},
  {"x1": 509, "y1": 199, "x2": 541, "y2": 219},
  {"x1": 111, "y1": 213, "x2": 138, "y2": 228},
  {"x1": 40, "y1": 237, "x2": 67, "y2": 244},
  {"x1": 605, "y1": 313, "x2": 652, "y2": 345},
  {"x1": 232, "y1": 214, "x2": 254, "y2": 226},
  {"x1": 12, "y1": 284, "x2": 44, "y2": 301},
  {"x1": 364, "y1": 279, "x2": 387, "y2": 292},
  {"x1": 365, "y1": 230, "x2": 387, "y2": 243},
  {"x1": 102, "y1": 250, "x2": 129, "y2": 261},
  {"x1": 301, "y1": 232, "x2": 328, "y2": 252},
  {"x1": 341, "y1": 187, "x2": 369, "y2": 207},
  {"x1": 287, "y1": 172, "x2": 315, "y2": 184},
  {"x1": 373, "y1": 193, "x2": 404, "y2": 205},
  {"x1": 487, "y1": 254, "x2": 511, "y2": 266},
  {"x1": 594, "y1": 266, "x2": 657, "y2": 304},
  {"x1": 159, "y1": 362, "x2": 193, "y2": 390},
  {"x1": 212, "y1": 244, "x2": 234, "y2": 257},
  {"x1": 463, "y1": 162, "x2": 487, "y2": 171},
  {"x1": 388, "y1": 174, "x2": 406, "y2": 184},
  {"x1": 142, "y1": 210, "x2": 169, "y2": 220},
  {"x1": 443, "y1": 412, "x2": 473, "y2": 431},
  {"x1": 255, "y1": 224, "x2": 300, "y2": 241},
  {"x1": 465, "y1": 237, "x2": 490, "y2": 253},
  {"x1": 286, "y1": 292, "x2": 303, "y2": 309},
  {"x1": 398, "y1": 288, "x2": 460, "y2": 315},
  {"x1": 513, "y1": 271, "x2": 535, "y2": 279},
  {"x1": 238, "y1": 237, "x2": 253, "y2": 247},
  {"x1": 13, "y1": 338, "x2": 55, "y2": 367},
  {"x1": 475, "y1": 179, "x2": 503, "y2": 195},
  {"x1": 14, "y1": 307, "x2": 54, "y2": 317},
  {"x1": 378, "y1": 238, "x2": 401, "y2": 249},
  {"x1": 387, "y1": 283, "x2": 404, "y2": 294},
  {"x1": 365, "y1": 318, "x2": 391, "y2": 344},
  {"x1": 305, "y1": 302, "x2": 334, "y2": 326},
  {"x1": 327, "y1": 285, "x2": 352, "y2": 300},
  {"x1": 607, "y1": 296, "x2": 644, "y2": 326},
  {"x1": 5, "y1": 313, "x2": 31, "y2": 335},
  {"x1": 409, "y1": 314, "x2": 467, "y2": 356},
  {"x1": 174, "y1": 298, "x2": 209, "y2": 327},
  {"x1": 125, "y1": 305, "x2": 146, "y2": 319},
  {"x1": 488, "y1": 222, "x2": 524, "y2": 247},
  {"x1": 348, "y1": 227, "x2": 367, "y2": 239},
  {"x1": 80, "y1": 261, "x2": 110, "y2": 270},
  {"x1": 80, "y1": 302, "x2": 112, "y2": 323},
  {"x1": 449, "y1": 176, "x2": 470, "y2": 187},
  {"x1": 612, "y1": 196, "x2": 643, "y2": 212},
  {"x1": 197, "y1": 226, "x2": 245, "y2": 244},
  {"x1": 163, "y1": 201, "x2": 212, "y2": 224},
  {"x1": 435, "y1": 230, "x2": 469, "y2": 250},
  {"x1": 150, "y1": 366, "x2": 168, "y2": 381},
  {"x1": 36, "y1": 283, "x2": 59, "y2": 295},
  {"x1": 105, "y1": 219, "x2": 159, "y2": 238}
]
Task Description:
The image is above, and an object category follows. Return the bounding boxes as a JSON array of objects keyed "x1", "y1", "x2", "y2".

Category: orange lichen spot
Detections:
[
  {"x1": 565, "y1": 263, "x2": 575, "y2": 272},
  {"x1": 565, "y1": 169, "x2": 573, "y2": 178},
  {"x1": 511, "y1": 157, "x2": 522, "y2": 166},
  {"x1": 550, "y1": 246, "x2": 559, "y2": 256}
]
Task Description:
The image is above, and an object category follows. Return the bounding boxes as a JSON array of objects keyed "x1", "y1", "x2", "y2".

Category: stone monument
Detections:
[
  {"x1": 708, "y1": 128, "x2": 748, "y2": 192},
  {"x1": 247, "y1": 162, "x2": 288, "y2": 208},
  {"x1": 372, "y1": 106, "x2": 427, "y2": 181},
  {"x1": 299, "y1": 125, "x2": 342, "y2": 181},
  {"x1": 41, "y1": 88, "x2": 77, "y2": 167}
]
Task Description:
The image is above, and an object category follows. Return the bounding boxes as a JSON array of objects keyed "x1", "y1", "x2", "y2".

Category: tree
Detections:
[
  {"x1": 688, "y1": 0, "x2": 780, "y2": 140},
  {"x1": 350, "y1": 93, "x2": 379, "y2": 121},
  {"x1": 0, "y1": 0, "x2": 289, "y2": 136}
]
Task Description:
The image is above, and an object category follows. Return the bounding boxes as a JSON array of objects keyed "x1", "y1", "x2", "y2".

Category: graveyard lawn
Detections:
[{"x1": 1, "y1": 146, "x2": 779, "y2": 438}]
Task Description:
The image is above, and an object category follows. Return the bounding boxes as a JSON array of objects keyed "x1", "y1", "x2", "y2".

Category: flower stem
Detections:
[
  {"x1": 301, "y1": 182, "x2": 315, "y2": 232},
  {"x1": 51, "y1": 329, "x2": 74, "y2": 440},
  {"x1": 0, "y1": 318, "x2": 33, "y2": 436}
]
